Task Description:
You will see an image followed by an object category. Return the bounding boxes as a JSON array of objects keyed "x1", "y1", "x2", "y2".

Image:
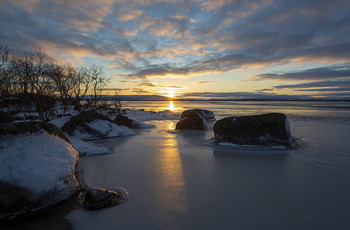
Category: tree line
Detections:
[{"x1": 0, "y1": 43, "x2": 115, "y2": 121}]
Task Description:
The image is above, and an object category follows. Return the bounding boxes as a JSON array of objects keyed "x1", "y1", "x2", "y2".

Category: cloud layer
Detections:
[{"x1": 1, "y1": 0, "x2": 349, "y2": 98}]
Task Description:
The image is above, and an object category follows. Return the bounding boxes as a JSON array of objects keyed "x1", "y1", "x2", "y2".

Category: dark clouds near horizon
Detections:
[{"x1": 1, "y1": 0, "x2": 350, "y2": 98}]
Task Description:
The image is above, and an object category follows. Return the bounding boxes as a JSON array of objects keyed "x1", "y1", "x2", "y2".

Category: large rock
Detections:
[
  {"x1": 0, "y1": 122, "x2": 79, "y2": 220},
  {"x1": 180, "y1": 109, "x2": 215, "y2": 121},
  {"x1": 214, "y1": 113, "x2": 291, "y2": 146},
  {"x1": 176, "y1": 112, "x2": 209, "y2": 130},
  {"x1": 62, "y1": 110, "x2": 135, "y2": 140}
]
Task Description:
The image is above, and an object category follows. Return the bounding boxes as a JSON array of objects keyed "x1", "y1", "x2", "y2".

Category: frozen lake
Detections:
[{"x1": 8, "y1": 101, "x2": 350, "y2": 229}]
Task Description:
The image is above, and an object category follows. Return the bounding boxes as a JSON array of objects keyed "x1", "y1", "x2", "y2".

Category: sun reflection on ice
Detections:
[
  {"x1": 168, "y1": 100, "x2": 174, "y2": 111},
  {"x1": 152, "y1": 135, "x2": 189, "y2": 225},
  {"x1": 168, "y1": 121, "x2": 176, "y2": 130}
]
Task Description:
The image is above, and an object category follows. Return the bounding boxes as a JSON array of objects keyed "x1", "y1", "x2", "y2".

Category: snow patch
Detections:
[
  {"x1": 50, "y1": 116, "x2": 72, "y2": 129},
  {"x1": 70, "y1": 138, "x2": 109, "y2": 156}
]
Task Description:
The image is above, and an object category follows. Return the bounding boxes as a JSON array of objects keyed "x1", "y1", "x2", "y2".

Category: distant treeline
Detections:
[{"x1": 0, "y1": 42, "x2": 121, "y2": 120}]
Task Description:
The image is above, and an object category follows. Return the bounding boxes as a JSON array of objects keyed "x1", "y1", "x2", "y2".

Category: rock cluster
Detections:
[{"x1": 175, "y1": 109, "x2": 292, "y2": 146}]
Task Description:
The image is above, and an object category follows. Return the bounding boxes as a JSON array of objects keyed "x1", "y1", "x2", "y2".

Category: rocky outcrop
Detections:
[
  {"x1": 0, "y1": 122, "x2": 79, "y2": 221},
  {"x1": 61, "y1": 110, "x2": 135, "y2": 140},
  {"x1": 62, "y1": 110, "x2": 110, "y2": 135},
  {"x1": 214, "y1": 113, "x2": 291, "y2": 146},
  {"x1": 180, "y1": 109, "x2": 215, "y2": 121}
]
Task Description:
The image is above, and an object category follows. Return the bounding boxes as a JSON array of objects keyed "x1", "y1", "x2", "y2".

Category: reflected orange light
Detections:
[
  {"x1": 152, "y1": 136, "x2": 188, "y2": 223},
  {"x1": 168, "y1": 100, "x2": 174, "y2": 111},
  {"x1": 168, "y1": 121, "x2": 176, "y2": 130}
]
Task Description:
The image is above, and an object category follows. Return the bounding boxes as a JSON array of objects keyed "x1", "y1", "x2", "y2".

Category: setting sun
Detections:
[{"x1": 167, "y1": 91, "x2": 175, "y2": 98}]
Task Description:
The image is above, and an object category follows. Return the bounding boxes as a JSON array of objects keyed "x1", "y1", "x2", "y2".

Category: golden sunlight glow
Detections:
[
  {"x1": 152, "y1": 137, "x2": 188, "y2": 222},
  {"x1": 168, "y1": 91, "x2": 175, "y2": 98},
  {"x1": 168, "y1": 121, "x2": 176, "y2": 130},
  {"x1": 168, "y1": 100, "x2": 174, "y2": 111}
]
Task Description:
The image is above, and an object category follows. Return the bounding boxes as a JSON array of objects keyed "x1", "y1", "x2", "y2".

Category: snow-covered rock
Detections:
[
  {"x1": 0, "y1": 122, "x2": 79, "y2": 219},
  {"x1": 61, "y1": 110, "x2": 136, "y2": 140}
]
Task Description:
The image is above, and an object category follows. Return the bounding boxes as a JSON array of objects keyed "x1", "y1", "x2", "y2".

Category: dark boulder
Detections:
[
  {"x1": 83, "y1": 187, "x2": 123, "y2": 210},
  {"x1": 114, "y1": 114, "x2": 135, "y2": 128},
  {"x1": 214, "y1": 113, "x2": 291, "y2": 146},
  {"x1": 176, "y1": 112, "x2": 208, "y2": 130},
  {"x1": 180, "y1": 109, "x2": 215, "y2": 121}
]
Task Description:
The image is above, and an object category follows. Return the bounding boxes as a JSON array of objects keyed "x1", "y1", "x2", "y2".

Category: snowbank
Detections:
[{"x1": 50, "y1": 116, "x2": 72, "y2": 129}]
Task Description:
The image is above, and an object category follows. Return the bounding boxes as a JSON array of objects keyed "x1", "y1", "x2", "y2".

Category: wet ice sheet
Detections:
[{"x1": 66, "y1": 118, "x2": 350, "y2": 230}]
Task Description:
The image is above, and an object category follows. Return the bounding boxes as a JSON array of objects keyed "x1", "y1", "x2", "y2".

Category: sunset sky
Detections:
[{"x1": 1, "y1": 0, "x2": 349, "y2": 99}]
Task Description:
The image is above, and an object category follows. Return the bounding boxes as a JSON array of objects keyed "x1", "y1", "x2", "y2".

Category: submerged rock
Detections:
[
  {"x1": 180, "y1": 109, "x2": 215, "y2": 121},
  {"x1": 83, "y1": 187, "x2": 124, "y2": 210},
  {"x1": 214, "y1": 113, "x2": 291, "y2": 146}
]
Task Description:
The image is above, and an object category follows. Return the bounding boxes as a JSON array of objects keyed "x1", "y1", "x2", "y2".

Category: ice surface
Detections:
[{"x1": 66, "y1": 117, "x2": 350, "y2": 230}]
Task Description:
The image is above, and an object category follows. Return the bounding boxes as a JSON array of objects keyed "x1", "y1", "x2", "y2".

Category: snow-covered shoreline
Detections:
[{"x1": 0, "y1": 108, "x2": 181, "y2": 222}]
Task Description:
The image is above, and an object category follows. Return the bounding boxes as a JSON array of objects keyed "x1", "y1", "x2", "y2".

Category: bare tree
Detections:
[
  {"x1": 71, "y1": 66, "x2": 92, "y2": 110},
  {"x1": 0, "y1": 43, "x2": 11, "y2": 98},
  {"x1": 88, "y1": 64, "x2": 108, "y2": 109},
  {"x1": 49, "y1": 63, "x2": 75, "y2": 115}
]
